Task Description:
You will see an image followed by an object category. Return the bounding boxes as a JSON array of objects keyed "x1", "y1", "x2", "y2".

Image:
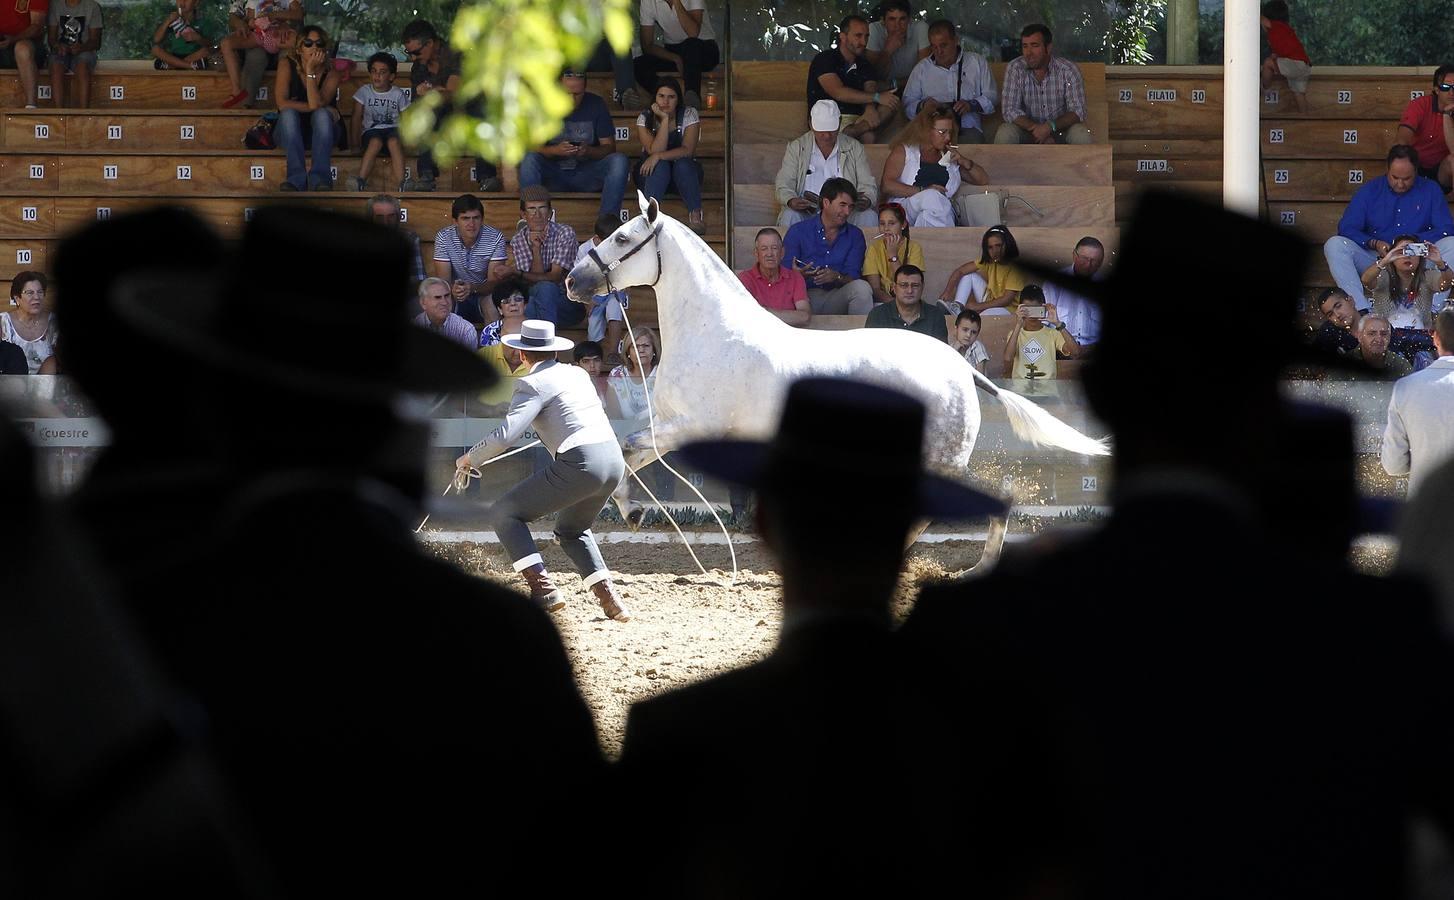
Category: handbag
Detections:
[
  {"x1": 243, "y1": 112, "x2": 278, "y2": 150},
  {"x1": 913, "y1": 162, "x2": 950, "y2": 188}
]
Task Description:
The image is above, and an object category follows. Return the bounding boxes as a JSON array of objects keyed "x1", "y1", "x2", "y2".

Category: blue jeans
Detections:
[
  {"x1": 639, "y1": 158, "x2": 703, "y2": 212},
  {"x1": 1324, "y1": 235, "x2": 1454, "y2": 309},
  {"x1": 524, "y1": 280, "x2": 586, "y2": 328},
  {"x1": 276, "y1": 107, "x2": 336, "y2": 189},
  {"x1": 518, "y1": 152, "x2": 630, "y2": 219}
]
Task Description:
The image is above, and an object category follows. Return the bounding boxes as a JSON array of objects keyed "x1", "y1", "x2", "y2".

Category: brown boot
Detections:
[
  {"x1": 591, "y1": 579, "x2": 631, "y2": 622},
  {"x1": 522, "y1": 564, "x2": 566, "y2": 612}
]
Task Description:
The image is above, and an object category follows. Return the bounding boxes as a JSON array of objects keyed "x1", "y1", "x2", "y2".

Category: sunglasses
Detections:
[
  {"x1": 405, "y1": 40, "x2": 430, "y2": 57},
  {"x1": 1440, "y1": 82, "x2": 1454, "y2": 92},
  {"x1": 301, "y1": 38, "x2": 322, "y2": 47},
  {"x1": 562, "y1": 70, "x2": 585, "y2": 78}
]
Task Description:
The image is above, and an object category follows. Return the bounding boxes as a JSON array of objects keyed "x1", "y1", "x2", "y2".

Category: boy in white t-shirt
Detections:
[
  {"x1": 574, "y1": 215, "x2": 629, "y2": 358},
  {"x1": 950, "y1": 308, "x2": 989, "y2": 374},
  {"x1": 350, "y1": 52, "x2": 411, "y2": 192}
]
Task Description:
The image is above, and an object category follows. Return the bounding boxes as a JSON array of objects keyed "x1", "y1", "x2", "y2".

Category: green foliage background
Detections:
[{"x1": 1198, "y1": 0, "x2": 1454, "y2": 66}]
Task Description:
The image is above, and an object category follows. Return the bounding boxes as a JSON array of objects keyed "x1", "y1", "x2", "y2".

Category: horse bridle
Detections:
[{"x1": 586, "y1": 219, "x2": 664, "y2": 294}]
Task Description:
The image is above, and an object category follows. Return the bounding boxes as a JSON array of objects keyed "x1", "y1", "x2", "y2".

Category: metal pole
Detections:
[{"x1": 1223, "y1": 0, "x2": 1261, "y2": 216}]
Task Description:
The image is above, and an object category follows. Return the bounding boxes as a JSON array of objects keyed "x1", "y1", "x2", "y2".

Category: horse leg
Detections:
[
  {"x1": 964, "y1": 516, "x2": 1008, "y2": 577},
  {"x1": 612, "y1": 419, "x2": 689, "y2": 530}
]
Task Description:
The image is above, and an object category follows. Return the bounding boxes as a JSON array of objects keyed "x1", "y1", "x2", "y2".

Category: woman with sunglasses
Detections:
[
  {"x1": 274, "y1": 25, "x2": 344, "y2": 191},
  {"x1": 880, "y1": 103, "x2": 988, "y2": 227}
]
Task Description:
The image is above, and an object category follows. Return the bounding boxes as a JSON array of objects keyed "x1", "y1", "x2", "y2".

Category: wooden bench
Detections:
[
  {"x1": 0, "y1": 62, "x2": 728, "y2": 112},
  {"x1": 732, "y1": 60, "x2": 1110, "y2": 145},
  {"x1": 806, "y1": 313, "x2": 1085, "y2": 379},
  {"x1": 730, "y1": 224, "x2": 1118, "y2": 300},
  {"x1": 732, "y1": 182, "x2": 1116, "y2": 229}
]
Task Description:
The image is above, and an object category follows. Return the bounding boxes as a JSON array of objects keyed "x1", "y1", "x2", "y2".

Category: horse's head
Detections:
[{"x1": 566, "y1": 191, "x2": 665, "y2": 303}]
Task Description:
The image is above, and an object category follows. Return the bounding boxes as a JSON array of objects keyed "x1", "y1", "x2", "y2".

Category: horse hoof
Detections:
[{"x1": 626, "y1": 508, "x2": 646, "y2": 531}]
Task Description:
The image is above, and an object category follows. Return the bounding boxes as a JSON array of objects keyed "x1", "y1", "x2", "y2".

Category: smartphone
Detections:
[
  {"x1": 1021, "y1": 305, "x2": 1047, "y2": 319},
  {"x1": 1403, "y1": 243, "x2": 1430, "y2": 257}
]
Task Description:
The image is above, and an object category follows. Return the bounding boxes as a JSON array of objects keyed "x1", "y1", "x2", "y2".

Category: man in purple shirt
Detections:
[
  {"x1": 413, "y1": 277, "x2": 480, "y2": 351},
  {"x1": 782, "y1": 177, "x2": 873, "y2": 315},
  {"x1": 1325, "y1": 144, "x2": 1454, "y2": 311}
]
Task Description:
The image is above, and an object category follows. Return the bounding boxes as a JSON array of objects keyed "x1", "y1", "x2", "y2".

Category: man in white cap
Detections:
[
  {"x1": 772, "y1": 98, "x2": 879, "y2": 231},
  {"x1": 457, "y1": 319, "x2": 632, "y2": 622}
]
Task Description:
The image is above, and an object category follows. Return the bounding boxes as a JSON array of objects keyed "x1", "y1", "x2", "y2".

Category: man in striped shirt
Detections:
[
  {"x1": 994, "y1": 23, "x2": 1091, "y2": 145},
  {"x1": 431, "y1": 193, "x2": 510, "y2": 325},
  {"x1": 413, "y1": 277, "x2": 480, "y2": 351}
]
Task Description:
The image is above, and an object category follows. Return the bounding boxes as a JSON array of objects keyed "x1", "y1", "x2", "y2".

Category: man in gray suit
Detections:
[
  {"x1": 1382, "y1": 306, "x2": 1454, "y2": 496},
  {"x1": 458, "y1": 319, "x2": 632, "y2": 621}
]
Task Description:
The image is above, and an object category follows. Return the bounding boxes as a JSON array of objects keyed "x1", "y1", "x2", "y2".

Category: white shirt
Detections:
[
  {"x1": 866, "y1": 18, "x2": 930, "y2": 85},
  {"x1": 468, "y1": 359, "x2": 617, "y2": 464},
  {"x1": 901, "y1": 47, "x2": 997, "y2": 132},
  {"x1": 1381, "y1": 356, "x2": 1454, "y2": 495},
  {"x1": 802, "y1": 137, "x2": 842, "y2": 198},
  {"x1": 640, "y1": 0, "x2": 716, "y2": 45},
  {"x1": 1041, "y1": 263, "x2": 1104, "y2": 346}
]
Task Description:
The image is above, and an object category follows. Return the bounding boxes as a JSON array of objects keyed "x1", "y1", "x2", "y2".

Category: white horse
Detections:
[{"x1": 566, "y1": 193, "x2": 1109, "y2": 551}]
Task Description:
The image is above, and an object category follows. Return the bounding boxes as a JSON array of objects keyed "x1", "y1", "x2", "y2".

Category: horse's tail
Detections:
[{"x1": 969, "y1": 367, "x2": 1111, "y2": 457}]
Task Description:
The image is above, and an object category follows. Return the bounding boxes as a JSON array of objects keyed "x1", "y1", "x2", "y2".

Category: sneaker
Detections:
[
  {"x1": 279, "y1": 182, "x2": 300, "y2": 191},
  {"x1": 351, "y1": 175, "x2": 367, "y2": 192},
  {"x1": 620, "y1": 86, "x2": 647, "y2": 110},
  {"x1": 477, "y1": 176, "x2": 503, "y2": 192},
  {"x1": 191, "y1": 59, "x2": 207, "y2": 71},
  {"x1": 308, "y1": 178, "x2": 333, "y2": 192}
]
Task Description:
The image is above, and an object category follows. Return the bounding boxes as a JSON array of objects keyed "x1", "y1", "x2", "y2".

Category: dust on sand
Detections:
[{"x1": 425, "y1": 538, "x2": 984, "y2": 757}]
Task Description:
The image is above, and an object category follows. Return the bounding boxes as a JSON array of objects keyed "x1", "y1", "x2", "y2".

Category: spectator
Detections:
[
  {"x1": 782, "y1": 176, "x2": 874, "y2": 315},
  {"x1": 1383, "y1": 307, "x2": 1454, "y2": 493},
  {"x1": 220, "y1": 0, "x2": 275, "y2": 108},
  {"x1": 273, "y1": 25, "x2": 343, "y2": 191},
  {"x1": 477, "y1": 278, "x2": 531, "y2": 379},
  {"x1": 2, "y1": 272, "x2": 56, "y2": 374},
  {"x1": 220, "y1": 0, "x2": 301, "y2": 108},
  {"x1": 1311, "y1": 286, "x2": 1361, "y2": 355},
  {"x1": 607, "y1": 327, "x2": 661, "y2": 421},
  {"x1": 633, "y1": 0, "x2": 719, "y2": 106},
  {"x1": 349, "y1": 52, "x2": 409, "y2": 193},
  {"x1": 940, "y1": 224, "x2": 1026, "y2": 314},
  {"x1": 432, "y1": 193, "x2": 510, "y2": 325},
  {"x1": 153, "y1": 0, "x2": 209, "y2": 72},
  {"x1": 573, "y1": 339, "x2": 610, "y2": 402},
  {"x1": 413, "y1": 277, "x2": 478, "y2": 351},
  {"x1": 48, "y1": 0, "x2": 99, "y2": 107},
  {"x1": 0, "y1": 0, "x2": 46, "y2": 108},
  {"x1": 366, "y1": 193, "x2": 424, "y2": 290},
  {"x1": 1332, "y1": 314, "x2": 1413, "y2": 380},
  {"x1": 1002, "y1": 284, "x2": 1078, "y2": 379},
  {"x1": 574, "y1": 215, "x2": 629, "y2": 354},
  {"x1": 863, "y1": 203, "x2": 925, "y2": 304},
  {"x1": 865, "y1": 0, "x2": 930, "y2": 92},
  {"x1": 1326, "y1": 145, "x2": 1454, "y2": 311},
  {"x1": 509, "y1": 186, "x2": 582, "y2": 328},
  {"x1": 1260, "y1": 0, "x2": 1309, "y2": 114},
  {"x1": 634, "y1": 76, "x2": 706, "y2": 234},
  {"x1": 995, "y1": 24, "x2": 1091, "y2": 145},
  {"x1": 1396, "y1": 65, "x2": 1454, "y2": 191},
  {"x1": 520, "y1": 67, "x2": 630, "y2": 219},
  {"x1": 902, "y1": 19, "x2": 997, "y2": 143},
  {"x1": 586, "y1": 34, "x2": 636, "y2": 109},
  {"x1": 881, "y1": 103, "x2": 989, "y2": 227},
  {"x1": 1361, "y1": 233, "x2": 1453, "y2": 364},
  {"x1": 1040, "y1": 235, "x2": 1106, "y2": 346},
  {"x1": 738, "y1": 227, "x2": 811, "y2": 327},
  {"x1": 865, "y1": 264, "x2": 947, "y2": 341},
  {"x1": 773, "y1": 99, "x2": 879, "y2": 231},
  {"x1": 619, "y1": 377, "x2": 1005, "y2": 897},
  {"x1": 400, "y1": 19, "x2": 498, "y2": 192},
  {"x1": 950, "y1": 308, "x2": 990, "y2": 373},
  {"x1": 807, "y1": 15, "x2": 900, "y2": 143},
  {"x1": 0, "y1": 336, "x2": 25, "y2": 374}
]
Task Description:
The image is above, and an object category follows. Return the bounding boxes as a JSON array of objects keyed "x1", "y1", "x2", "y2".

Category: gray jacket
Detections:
[
  {"x1": 467, "y1": 359, "x2": 618, "y2": 464},
  {"x1": 774, "y1": 131, "x2": 879, "y2": 208}
]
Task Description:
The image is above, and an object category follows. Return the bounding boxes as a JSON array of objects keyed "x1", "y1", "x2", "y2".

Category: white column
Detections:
[{"x1": 1223, "y1": 0, "x2": 1261, "y2": 216}]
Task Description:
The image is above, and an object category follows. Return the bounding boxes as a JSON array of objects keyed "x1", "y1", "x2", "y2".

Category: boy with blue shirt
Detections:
[{"x1": 782, "y1": 177, "x2": 874, "y2": 314}]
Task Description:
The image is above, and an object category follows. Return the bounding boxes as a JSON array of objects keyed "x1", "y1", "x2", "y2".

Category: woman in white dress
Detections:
[
  {"x1": 2, "y1": 272, "x2": 59, "y2": 374},
  {"x1": 879, "y1": 103, "x2": 989, "y2": 227}
]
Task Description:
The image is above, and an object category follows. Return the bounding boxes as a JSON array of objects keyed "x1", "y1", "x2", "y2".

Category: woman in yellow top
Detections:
[
  {"x1": 863, "y1": 203, "x2": 927, "y2": 304},
  {"x1": 938, "y1": 224, "x2": 1026, "y2": 314}
]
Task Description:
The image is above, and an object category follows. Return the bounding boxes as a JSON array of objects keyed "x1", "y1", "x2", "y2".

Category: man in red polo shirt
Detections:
[
  {"x1": 738, "y1": 227, "x2": 812, "y2": 327},
  {"x1": 0, "y1": 0, "x2": 48, "y2": 109},
  {"x1": 1397, "y1": 64, "x2": 1454, "y2": 191}
]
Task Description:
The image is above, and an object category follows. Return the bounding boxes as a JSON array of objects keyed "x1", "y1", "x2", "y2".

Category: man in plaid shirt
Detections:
[
  {"x1": 994, "y1": 23, "x2": 1092, "y2": 145},
  {"x1": 510, "y1": 185, "x2": 584, "y2": 327}
]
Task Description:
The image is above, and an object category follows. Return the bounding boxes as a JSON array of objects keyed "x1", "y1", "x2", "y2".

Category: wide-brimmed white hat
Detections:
[
  {"x1": 810, "y1": 99, "x2": 840, "y2": 132},
  {"x1": 502, "y1": 319, "x2": 575, "y2": 352}
]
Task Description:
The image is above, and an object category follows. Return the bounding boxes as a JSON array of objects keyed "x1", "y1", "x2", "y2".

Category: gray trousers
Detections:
[
  {"x1": 241, "y1": 46, "x2": 270, "y2": 105},
  {"x1": 491, "y1": 440, "x2": 625, "y2": 583}
]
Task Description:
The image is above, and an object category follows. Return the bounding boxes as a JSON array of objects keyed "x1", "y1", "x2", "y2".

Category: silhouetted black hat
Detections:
[{"x1": 677, "y1": 377, "x2": 1007, "y2": 519}]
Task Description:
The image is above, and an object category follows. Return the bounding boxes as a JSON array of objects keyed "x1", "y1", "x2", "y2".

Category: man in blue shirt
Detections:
[
  {"x1": 1325, "y1": 144, "x2": 1454, "y2": 310},
  {"x1": 519, "y1": 68, "x2": 631, "y2": 218},
  {"x1": 782, "y1": 177, "x2": 874, "y2": 314}
]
